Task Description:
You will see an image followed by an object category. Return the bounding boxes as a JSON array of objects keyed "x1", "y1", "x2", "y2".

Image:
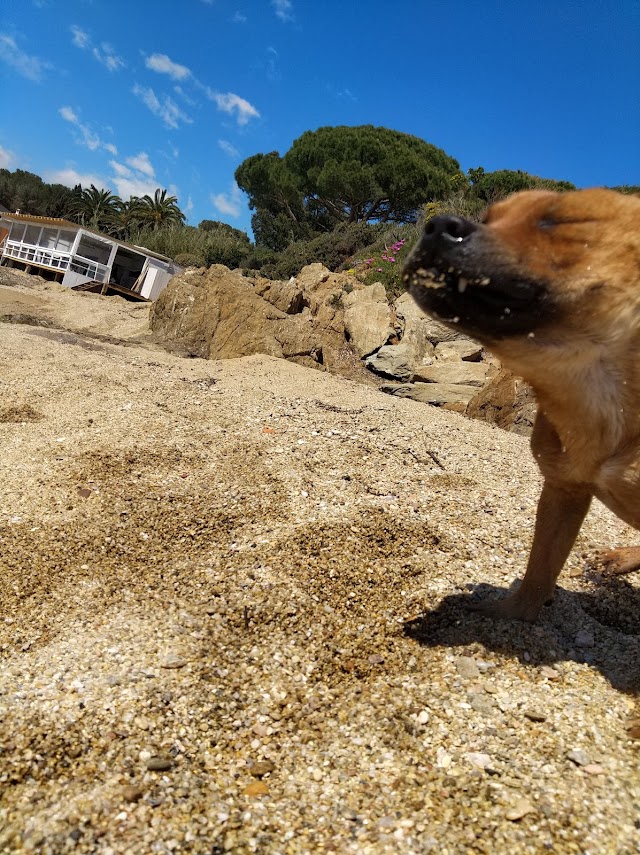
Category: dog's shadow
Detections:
[{"x1": 404, "y1": 576, "x2": 640, "y2": 696}]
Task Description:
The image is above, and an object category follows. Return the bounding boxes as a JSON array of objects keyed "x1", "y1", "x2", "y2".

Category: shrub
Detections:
[{"x1": 174, "y1": 253, "x2": 205, "y2": 268}]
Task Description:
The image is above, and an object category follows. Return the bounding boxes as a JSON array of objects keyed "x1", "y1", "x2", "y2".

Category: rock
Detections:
[
  {"x1": 567, "y1": 749, "x2": 591, "y2": 767},
  {"x1": 468, "y1": 693, "x2": 495, "y2": 715},
  {"x1": 249, "y1": 759, "x2": 276, "y2": 778},
  {"x1": 506, "y1": 798, "x2": 536, "y2": 821},
  {"x1": 381, "y1": 382, "x2": 479, "y2": 406},
  {"x1": 256, "y1": 278, "x2": 305, "y2": 314},
  {"x1": 365, "y1": 344, "x2": 414, "y2": 381},
  {"x1": 523, "y1": 710, "x2": 547, "y2": 722},
  {"x1": 343, "y1": 283, "x2": 394, "y2": 358},
  {"x1": 413, "y1": 362, "x2": 492, "y2": 387},
  {"x1": 294, "y1": 263, "x2": 331, "y2": 293},
  {"x1": 122, "y1": 785, "x2": 144, "y2": 803},
  {"x1": 160, "y1": 654, "x2": 187, "y2": 669},
  {"x1": 150, "y1": 266, "x2": 287, "y2": 360},
  {"x1": 434, "y1": 340, "x2": 483, "y2": 362},
  {"x1": 395, "y1": 292, "x2": 465, "y2": 348},
  {"x1": 574, "y1": 630, "x2": 595, "y2": 648},
  {"x1": 464, "y1": 752, "x2": 492, "y2": 769},
  {"x1": 243, "y1": 780, "x2": 269, "y2": 797},
  {"x1": 455, "y1": 656, "x2": 481, "y2": 679},
  {"x1": 151, "y1": 263, "x2": 357, "y2": 377},
  {"x1": 465, "y1": 369, "x2": 537, "y2": 435},
  {"x1": 146, "y1": 756, "x2": 174, "y2": 772}
]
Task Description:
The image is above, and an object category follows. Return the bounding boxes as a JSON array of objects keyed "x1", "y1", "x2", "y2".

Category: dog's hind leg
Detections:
[{"x1": 597, "y1": 546, "x2": 640, "y2": 576}]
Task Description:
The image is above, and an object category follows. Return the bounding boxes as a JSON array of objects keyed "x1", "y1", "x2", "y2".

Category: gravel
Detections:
[{"x1": 0, "y1": 278, "x2": 639, "y2": 854}]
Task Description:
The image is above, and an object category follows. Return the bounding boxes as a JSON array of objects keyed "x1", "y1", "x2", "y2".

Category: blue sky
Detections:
[{"x1": 1, "y1": 0, "x2": 638, "y2": 235}]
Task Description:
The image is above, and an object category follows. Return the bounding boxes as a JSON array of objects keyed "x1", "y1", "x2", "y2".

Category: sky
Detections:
[{"x1": 1, "y1": 0, "x2": 638, "y2": 235}]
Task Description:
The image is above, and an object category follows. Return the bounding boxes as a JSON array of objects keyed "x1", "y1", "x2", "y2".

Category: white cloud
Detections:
[
  {"x1": 218, "y1": 139, "x2": 240, "y2": 159},
  {"x1": 59, "y1": 105, "x2": 117, "y2": 155},
  {"x1": 132, "y1": 84, "x2": 192, "y2": 129},
  {"x1": 0, "y1": 33, "x2": 49, "y2": 82},
  {"x1": 131, "y1": 83, "x2": 192, "y2": 129},
  {"x1": 126, "y1": 152, "x2": 155, "y2": 178},
  {"x1": 146, "y1": 53, "x2": 191, "y2": 81},
  {"x1": 232, "y1": 11, "x2": 247, "y2": 23},
  {"x1": 92, "y1": 43, "x2": 126, "y2": 72},
  {"x1": 207, "y1": 91, "x2": 260, "y2": 125},
  {"x1": 45, "y1": 168, "x2": 108, "y2": 190},
  {"x1": 0, "y1": 145, "x2": 15, "y2": 169},
  {"x1": 272, "y1": 0, "x2": 293, "y2": 22},
  {"x1": 211, "y1": 183, "x2": 242, "y2": 218},
  {"x1": 70, "y1": 26, "x2": 125, "y2": 71},
  {"x1": 108, "y1": 153, "x2": 162, "y2": 200},
  {"x1": 70, "y1": 25, "x2": 90, "y2": 50}
]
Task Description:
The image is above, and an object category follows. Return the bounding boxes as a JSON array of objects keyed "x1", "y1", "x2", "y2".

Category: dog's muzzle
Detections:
[{"x1": 403, "y1": 215, "x2": 550, "y2": 339}]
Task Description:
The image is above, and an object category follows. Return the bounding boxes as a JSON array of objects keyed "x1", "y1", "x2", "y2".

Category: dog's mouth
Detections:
[{"x1": 403, "y1": 231, "x2": 551, "y2": 340}]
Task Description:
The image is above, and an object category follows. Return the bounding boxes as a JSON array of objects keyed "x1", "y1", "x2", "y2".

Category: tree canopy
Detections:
[
  {"x1": 468, "y1": 168, "x2": 575, "y2": 202},
  {"x1": 235, "y1": 125, "x2": 463, "y2": 250}
]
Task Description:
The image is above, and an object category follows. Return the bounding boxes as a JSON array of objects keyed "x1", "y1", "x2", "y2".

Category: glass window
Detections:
[{"x1": 24, "y1": 225, "x2": 42, "y2": 245}]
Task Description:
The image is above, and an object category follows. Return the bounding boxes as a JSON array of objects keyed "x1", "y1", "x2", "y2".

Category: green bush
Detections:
[{"x1": 174, "y1": 253, "x2": 205, "y2": 268}]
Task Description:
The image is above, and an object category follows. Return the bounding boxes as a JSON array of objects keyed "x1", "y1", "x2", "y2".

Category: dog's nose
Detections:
[{"x1": 423, "y1": 215, "x2": 477, "y2": 242}]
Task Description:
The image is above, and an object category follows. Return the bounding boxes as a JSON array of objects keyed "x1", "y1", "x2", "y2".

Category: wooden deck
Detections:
[{"x1": 71, "y1": 281, "x2": 150, "y2": 302}]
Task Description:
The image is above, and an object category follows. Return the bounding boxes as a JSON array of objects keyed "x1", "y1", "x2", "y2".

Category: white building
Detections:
[{"x1": 0, "y1": 212, "x2": 182, "y2": 301}]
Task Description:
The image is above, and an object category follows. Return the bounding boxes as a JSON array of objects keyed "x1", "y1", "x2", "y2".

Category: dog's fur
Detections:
[{"x1": 403, "y1": 188, "x2": 640, "y2": 621}]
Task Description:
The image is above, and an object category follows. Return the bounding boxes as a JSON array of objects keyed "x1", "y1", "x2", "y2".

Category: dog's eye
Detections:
[{"x1": 538, "y1": 217, "x2": 559, "y2": 229}]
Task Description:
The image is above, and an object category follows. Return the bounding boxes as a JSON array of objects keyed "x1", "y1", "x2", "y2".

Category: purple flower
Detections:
[{"x1": 377, "y1": 267, "x2": 383, "y2": 272}]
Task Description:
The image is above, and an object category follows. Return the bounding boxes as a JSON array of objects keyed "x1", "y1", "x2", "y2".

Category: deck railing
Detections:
[{"x1": 1, "y1": 239, "x2": 109, "y2": 282}]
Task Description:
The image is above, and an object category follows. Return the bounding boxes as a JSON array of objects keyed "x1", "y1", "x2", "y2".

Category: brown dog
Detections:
[{"x1": 403, "y1": 188, "x2": 640, "y2": 621}]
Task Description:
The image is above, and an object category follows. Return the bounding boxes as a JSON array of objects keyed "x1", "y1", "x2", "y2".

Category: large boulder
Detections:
[
  {"x1": 343, "y1": 283, "x2": 395, "y2": 358},
  {"x1": 413, "y1": 362, "x2": 493, "y2": 387},
  {"x1": 381, "y1": 381, "x2": 480, "y2": 406},
  {"x1": 253, "y1": 277, "x2": 305, "y2": 314},
  {"x1": 394, "y1": 292, "x2": 466, "y2": 358},
  {"x1": 150, "y1": 266, "x2": 285, "y2": 360},
  {"x1": 150, "y1": 264, "x2": 355, "y2": 375},
  {"x1": 365, "y1": 344, "x2": 414, "y2": 382},
  {"x1": 434, "y1": 340, "x2": 483, "y2": 362}
]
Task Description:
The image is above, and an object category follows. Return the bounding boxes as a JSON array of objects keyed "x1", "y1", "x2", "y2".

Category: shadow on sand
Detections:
[{"x1": 404, "y1": 576, "x2": 640, "y2": 697}]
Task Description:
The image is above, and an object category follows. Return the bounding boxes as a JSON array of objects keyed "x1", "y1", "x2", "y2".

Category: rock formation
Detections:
[{"x1": 150, "y1": 262, "x2": 535, "y2": 434}]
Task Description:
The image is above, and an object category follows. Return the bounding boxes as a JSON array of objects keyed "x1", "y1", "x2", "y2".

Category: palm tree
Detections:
[
  {"x1": 73, "y1": 185, "x2": 122, "y2": 231},
  {"x1": 138, "y1": 188, "x2": 186, "y2": 231},
  {"x1": 107, "y1": 197, "x2": 145, "y2": 240}
]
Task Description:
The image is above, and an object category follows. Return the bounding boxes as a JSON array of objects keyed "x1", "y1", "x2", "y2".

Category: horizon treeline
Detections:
[{"x1": 2, "y1": 126, "x2": 637, "y2": 288}]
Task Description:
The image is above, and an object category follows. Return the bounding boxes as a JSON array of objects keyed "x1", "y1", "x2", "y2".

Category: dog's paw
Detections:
[
  {"x1": 596, "y1": 546, "x2": 640, "y2": 576},
  {"x1": 466, "y1": 592, "x2": 545, "y2": 623}
]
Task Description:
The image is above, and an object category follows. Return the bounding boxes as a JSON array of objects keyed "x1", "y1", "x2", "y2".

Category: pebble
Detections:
[
  {"x1": 160, "y1": 654, "x2": 187, "y2": 669},
  {"x1": 506, "y1": 798, "x2": 536, "y2": 821},
  {"x1": 567, "y1": 749, "x2": 591, "y2": 767},
  {"x1": 456, "y1": 656, "x2": 480, "y2": 679},
  {"x1": 469, "y1": 693, "x2": 494, "y2": 715},
  {"x1": 146, "y1": 756, "x2": 174, "y2": 772},
  {"x1": 249, "y1": 760, "x2": 275, "y2": 778},
  {"x1": 465, "y1": 752, "x2": 492, "y2": 769},
  {"x1": 540, "y1": 666, "x2": 561, "y2": 681},
  {"x1": 417, "y1": 710, "x2": 429, "y2": 725},
  {"x1": 122, "y1": 785, "x2": 144, "y2": 803},
  {"x1": 523, "y1": 709, "x2": 547, "y2": 722},
  {"x1": 574, "y1": 630, "x2": 595, "y2": 648},
  {"x1": 244, "y1": 781, "x2": 269, "y2": 797},
  {"x1": 584, "y1": 764, "x2": 605, "y2": 776}
]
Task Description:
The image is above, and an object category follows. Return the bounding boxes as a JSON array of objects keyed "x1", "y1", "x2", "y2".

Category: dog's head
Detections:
[{"x1": 403, "y1": 188, "x2": 640, "y2": 360}]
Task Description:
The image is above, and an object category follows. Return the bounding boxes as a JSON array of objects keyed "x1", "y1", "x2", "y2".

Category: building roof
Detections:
[{"x1": 0, "y1": 211, "x2": 173, "y2": 264}]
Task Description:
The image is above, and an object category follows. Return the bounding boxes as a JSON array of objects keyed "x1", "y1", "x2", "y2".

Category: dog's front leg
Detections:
[{"x1": 471, "y1": 481, "x2": 592, "y2": 622}]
